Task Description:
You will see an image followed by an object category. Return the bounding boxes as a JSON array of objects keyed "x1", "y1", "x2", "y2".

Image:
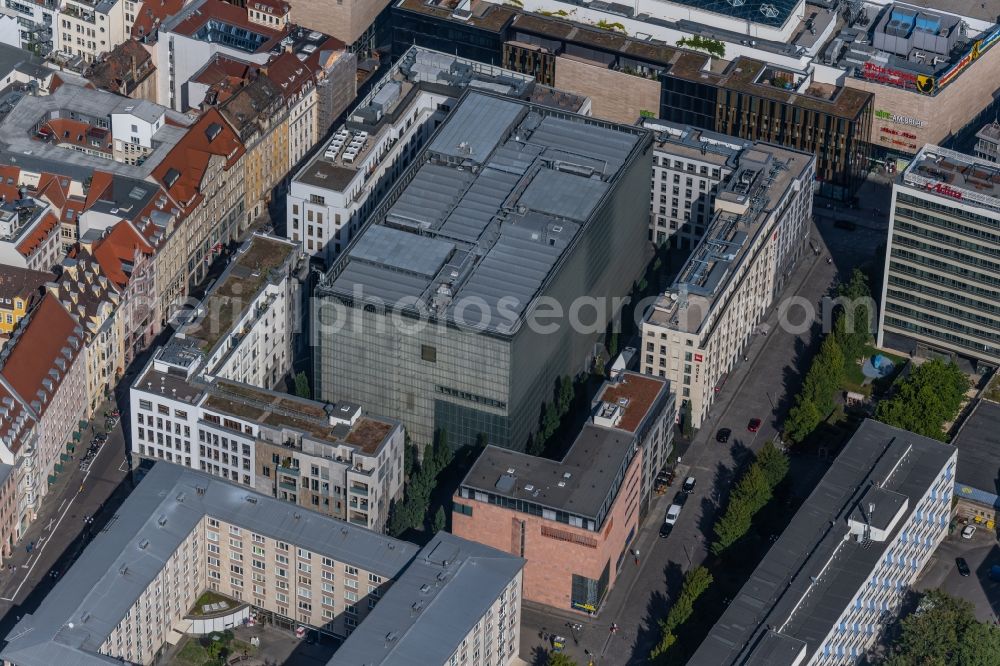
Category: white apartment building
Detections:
[
  {"x1": 129, "y1": 233, "x2": 404, "y2": 532},
  {"x1": 173, "y1": 233, "x2": 302, "y2": 388},
  {"x1": 55, "y1": 0, "x2": 132, "y2": 64},
  {"x1": 642, "y1": 119, "x2": 749, "y2": 249},
  {"x1": 0, "y1": 198, "x2": 61, "y2": 272},
  {"x1": 131, "y1": 351, "x2": 405, "y2": 532},
  {"x1": 0, "y1": 464, "x2": 524, "y2": 666},
  {"x1": 641, "y1": 144, "x2": 814, "y2": 428},
  {"x1": 690, "y1": 419, "x2": 957, "y2": 666},
  {"x1": 286, "y1": 46, "x2": 582, "y2": 265}
]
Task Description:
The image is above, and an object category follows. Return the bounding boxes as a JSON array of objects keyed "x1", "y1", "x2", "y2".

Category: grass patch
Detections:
[
  {"x1": 174, "y1": 640, "x2": 210, "y2": 666},
  {"x1": 985, "y1": 373, "x2": 1000, "y2": 403},
  {"x1": 189, "y1": 590, "x2": 234, "y2": 616}
]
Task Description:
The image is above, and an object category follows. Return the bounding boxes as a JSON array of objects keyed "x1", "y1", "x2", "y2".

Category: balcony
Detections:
[
  {"x1": 349, "y1": 498, "x2": 369, "y2": 511},
  {"x1": 348, "y1": 514, "x2": 368, "y2": 527},
  {"x1": 278, "y1": 480, "x2": 297, "y2": 493},
  {"x1": 348, "y1": 485, "x2": 368, "y2": 497},
  {"x1": 277, "y1": 463, "x2": 299, "y2": 476}
]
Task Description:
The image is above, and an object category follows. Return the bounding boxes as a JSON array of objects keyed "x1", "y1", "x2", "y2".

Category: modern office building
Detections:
[
  {"x1": 877, "y1": 145, "x2": 1000, "y2": 368},
  {"x1": 451, "y1": 371, "x2": 673, "y2": 614},
  {"x1": 641, "y1": 143, "x2": 815, "y2": 428},
  {"x1": 314, "y1": 90, "x2": 653, "y2": 451},
  {"x1": 689, "y1": 419, "x2": 957, "y2": 666},
  {"x1": 286, "y1": 46, "x2": 586, "y2": 265},
  {"x1": 0, "y1": 463, "x2": 524, "y2": 665},
  {"x1": 643, "y1": 119, "x2": 750, "y2": 249}
]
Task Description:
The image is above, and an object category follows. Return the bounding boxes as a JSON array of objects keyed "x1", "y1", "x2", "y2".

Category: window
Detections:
[
  {"x1": 310, "y1": 194, "x2": 325, "y2": 205},
  {"x1": 344, "y1": 565, "x2": 357, "y2": 576},
  {"x1": 421, "y1": 345, "x2": 437, "y2": 362}
]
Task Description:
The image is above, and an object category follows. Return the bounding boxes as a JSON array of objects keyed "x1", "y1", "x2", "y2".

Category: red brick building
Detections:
[{"x1": 452, "y1": 372, "x2": 673, "y2": 613}]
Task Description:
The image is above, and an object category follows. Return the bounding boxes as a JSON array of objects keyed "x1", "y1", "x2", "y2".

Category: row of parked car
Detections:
[{"x1": 659, "y1": 476, "x2": 696, "y2": 538}]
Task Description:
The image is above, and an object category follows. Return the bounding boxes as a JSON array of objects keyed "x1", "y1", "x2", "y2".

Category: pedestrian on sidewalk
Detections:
[{"x1": 633, "y1": 549, "x2": 640, "y2": 566}]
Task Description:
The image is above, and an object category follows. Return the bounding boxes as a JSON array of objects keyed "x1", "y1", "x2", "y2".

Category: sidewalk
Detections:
[{"x1": 0, "y1": 398, "x2": 126, "y2": 605}]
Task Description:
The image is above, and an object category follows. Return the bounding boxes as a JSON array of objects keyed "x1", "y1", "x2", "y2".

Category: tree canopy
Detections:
[
  {"x1": 875, "y1": 359, "x2": 968, "y2": 441},
  {"x1": 883, "y1": 590, "x2": 1000, "y2": 666}
]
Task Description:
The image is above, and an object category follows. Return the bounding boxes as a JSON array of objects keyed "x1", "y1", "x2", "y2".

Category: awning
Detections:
[
  {"x1": 60, "y1": 453, "x2": 70, "y2": 462},
  {"x1": 53, "y1": 463, "x2": 63, "y2": 473},
  {"x1": 72, "y1": 432, "x2": 81, "y2": 441},
  {"x1": 47, "y1": 474, "x2": 56, "y2": 485},
  {"x1": 67, "y1": 443, "x2": 75, "y2": 453},
  {"x1": 78, "y1": 420, "x2": 88, "y2": 430}
]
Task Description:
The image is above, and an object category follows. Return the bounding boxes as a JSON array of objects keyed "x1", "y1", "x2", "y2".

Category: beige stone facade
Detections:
[
  {"x1": 287, "y1": 0, "x2": 386, "y2": 45},
  {"x1": 553, "y1": 55, "x2": 659, "y2": 124},
  {"x1": 846, "y1": 42, "x2": 1000, "y2": 156}
]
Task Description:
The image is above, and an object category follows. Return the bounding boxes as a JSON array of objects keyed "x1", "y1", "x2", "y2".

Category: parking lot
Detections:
[{"x1": 916, "y1": 529, "x2": 1000, "y2": 623}]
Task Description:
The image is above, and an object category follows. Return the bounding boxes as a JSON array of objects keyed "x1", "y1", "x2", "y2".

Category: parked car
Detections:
[
  {"x1": 748, "y1": 418, "x2": 762, "y2": 433},
  {"x1": 682, "y1": 476, "x2": 696, "y2": 494},
  {"x1": 956, "y1": 557, "x2": 971, "y2": 577},
  {"x1": 673, "y1": 491, "x2": 688, "y2": 507},
  {"x1": 962, "y1": 524, "x2": 977, "y2": 539},
  {"x1": 660, "y1": 503, "x2": 682, "y2": 538},
  {"x1": 716, "y1": 428, "x2": 731, "y2": 443}
]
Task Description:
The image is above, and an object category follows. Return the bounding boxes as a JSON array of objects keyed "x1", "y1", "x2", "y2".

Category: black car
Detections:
[
  {"x1": 682, "y1": 476, "x2": 697, "y2": 494},
  {"x1": 716, "y1": 428, "x2": 731, "y2": 443},
  {"x1": 956, "y1": 557, "x2": 971, "y2": 577},
  {"x1": 673, "y1": 491, "x2": 689, "y2": 507},
  {"x1": 658, "y1": 522, "x2": 673, "y2": 538}
]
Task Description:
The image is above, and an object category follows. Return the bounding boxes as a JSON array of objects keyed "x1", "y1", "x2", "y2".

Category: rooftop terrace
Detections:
[
  {"x1": 180, "y1": 234, "x2": 297, "y2": 353},
  {"x1": 902, "y1": 144, "x2": 1000, "y2": 214}
]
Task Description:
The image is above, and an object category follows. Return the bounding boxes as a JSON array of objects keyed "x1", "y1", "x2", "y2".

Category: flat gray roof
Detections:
[
  {"x1": 1, "y1": 464, "x2": 419, "y2": 666},
  {"x1": 321, "y1": 90, "x2": 647, "y2": 336},
  {"x1": 0, "y1": 83, "x2": 191, "y2": 180},
  {"x1": 648, "y1": 142, "x2": 813, "y2": 335},
  {"x1": 690, "y1": 420, "x2": 956, "y2": 666},
  {"x1": 329, "y1": 532, "x2": 524, "y2": 666},
  {"x1": 952, "y1": 399, "x2": 1000, "y2": 499}
]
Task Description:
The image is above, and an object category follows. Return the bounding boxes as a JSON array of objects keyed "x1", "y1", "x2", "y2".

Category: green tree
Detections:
[
  {"x1": 875, "y1": 359, "x2": 969, "y2": 440},
  {"x1": 540, "y1": 402, "x2": 560, "y2": 443},
  {"x1": 649, "y1": 630, "x2": 677, "y2": 660},
  {"x1": 403, "y1": 438, "x2": 417, "y2": 479},
  {"x1": 558, "y1": 376, "x2": 574, "y2": 415},
  {"x1": 784, "y1": 396, "x2": 822, "y2": 444},
  {"x1": 681, "y1": 401, "x2": 694, "y2": 440},
  {"x1": 650, "y1": 566, "x2": 713, "y2": 661},
  {"x1": 755, "y1": 441, "x2": 789, "y2": 489},
  {"x1": 884, "y1": 590, "x2": 1000, "y2": 666},
  {"x1": 293, "y1": 371, "x2": 310, "y2": 399},
  {"x1": 546, "y1": 653, "x2": 579, "y2": 666},
  {"x1": 432, "y1": 506, "x2": 447, "y2": 534}
]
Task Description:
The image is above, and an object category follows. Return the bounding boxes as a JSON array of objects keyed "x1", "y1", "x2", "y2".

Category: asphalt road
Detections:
[
  {"x1": 915, "y1": 530, "x2": 1000, "y2": 623},
  {"x1": 0, "y1": 409, "x2": 131, "y2": 636},
  {"x1": 519, "y1": 210, "x2": 888, "y2": 665}
]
